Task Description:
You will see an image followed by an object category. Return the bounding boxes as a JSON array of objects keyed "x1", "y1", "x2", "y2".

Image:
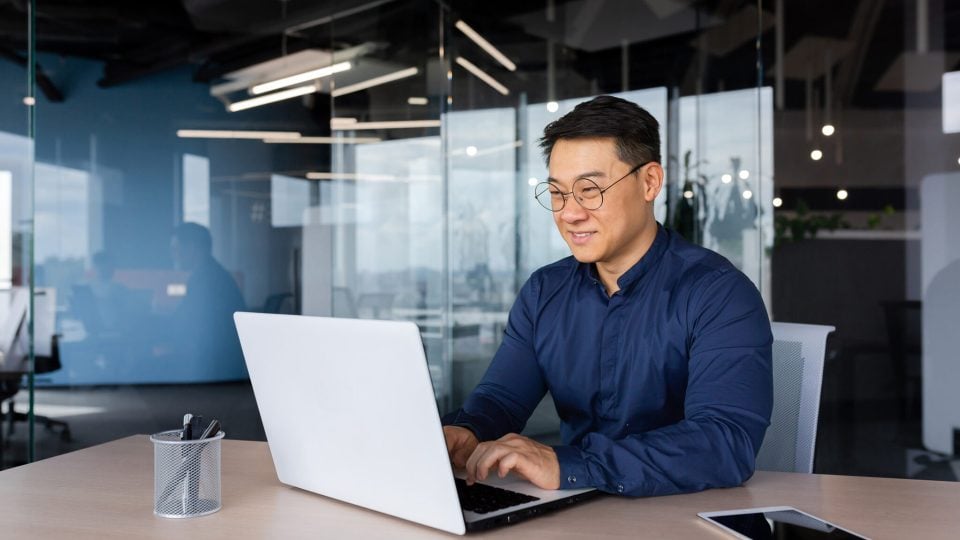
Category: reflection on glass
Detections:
[{"x1": 678, "y1": 88, "x2": 773, "y2": 304}]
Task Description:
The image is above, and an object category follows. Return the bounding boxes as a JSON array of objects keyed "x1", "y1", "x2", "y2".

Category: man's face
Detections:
[
  {"x1": 170, "y1": 237, "x2": 200, "y2": 271},
  {"x1": 547, "y1": 137, "x2": 661, "y2": 269}
]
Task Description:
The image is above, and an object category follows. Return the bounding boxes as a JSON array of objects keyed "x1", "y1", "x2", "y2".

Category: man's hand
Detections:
[
  {"x1": 464, "y1": 433, "x2": 560, "y2": 490},
  {"x1": 443, "y1": 425, "x2": 479, "y2": 469}
]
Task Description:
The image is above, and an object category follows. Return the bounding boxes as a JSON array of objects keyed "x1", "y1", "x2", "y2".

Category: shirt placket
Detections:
[{"x1": 598, "y1": 291, "x2": 625, "y2": 420}]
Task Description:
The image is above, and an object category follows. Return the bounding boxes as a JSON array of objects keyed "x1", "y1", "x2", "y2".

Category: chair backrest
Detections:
[{"x1": 756, "y1": 322, "x2": 834, "y2": 473}]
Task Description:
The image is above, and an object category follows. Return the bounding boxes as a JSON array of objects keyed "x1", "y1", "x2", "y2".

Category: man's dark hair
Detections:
[
  {"x1": 174, "y1": 222, "x2": 213, "y2": 255},
  {"x1": 539, "y1": 95, "x2": 661, "y2": 167}
]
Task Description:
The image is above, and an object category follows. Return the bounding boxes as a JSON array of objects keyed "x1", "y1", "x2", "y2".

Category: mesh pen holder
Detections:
[{"x1": 151, "y1": 429, "x2": 225, "y2": 518}]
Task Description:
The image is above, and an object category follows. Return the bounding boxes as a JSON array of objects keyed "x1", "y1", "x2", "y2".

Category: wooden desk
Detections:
[{"x1": 1, "y1": 436, "x2": 958, "y2": 539}]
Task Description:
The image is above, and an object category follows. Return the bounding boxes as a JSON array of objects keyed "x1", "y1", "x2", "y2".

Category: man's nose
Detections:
[{"x1": 558, "y1": 196, "x2": 588, "y2": 222}]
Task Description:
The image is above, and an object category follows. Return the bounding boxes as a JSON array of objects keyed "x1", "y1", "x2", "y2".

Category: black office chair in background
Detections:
[{"x1": 4, "y1": 334, "x2": 72, "y2": 443}]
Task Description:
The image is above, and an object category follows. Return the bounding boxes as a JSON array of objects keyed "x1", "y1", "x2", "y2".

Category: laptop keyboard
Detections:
[{"x1": 454, "y1": 478, "x2": 540, "y2": 514}]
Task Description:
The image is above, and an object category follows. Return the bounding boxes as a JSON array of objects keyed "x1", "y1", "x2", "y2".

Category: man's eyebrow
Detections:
[{"x1": 546, "y1": 170, "x2": 607, "y2": 184}]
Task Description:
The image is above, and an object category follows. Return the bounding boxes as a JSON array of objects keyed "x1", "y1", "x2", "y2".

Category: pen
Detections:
[
  {"x1": 181, "y1": 413, "x2": 193, "y2": 441},
  {"x1": 199, "y1": 419, "x2": 220, "y2": 440},
  {"x1": 190, "y1": 415, "x2": 204, "y2": 441}
]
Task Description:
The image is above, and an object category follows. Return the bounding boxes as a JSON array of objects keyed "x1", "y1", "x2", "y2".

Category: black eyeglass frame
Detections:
[{"x1": 534, "y1": 161, "x2": 650, "y2": 212}]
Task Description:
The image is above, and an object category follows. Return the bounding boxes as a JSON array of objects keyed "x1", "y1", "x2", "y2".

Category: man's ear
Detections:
[{"x1": 642, "y1": 163, "x2": 664, "y2": 203}]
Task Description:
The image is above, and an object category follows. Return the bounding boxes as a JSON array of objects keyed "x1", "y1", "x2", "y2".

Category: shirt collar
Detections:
[{"x1": 584, "y1": 223, "x2": 669, "y2": 294}]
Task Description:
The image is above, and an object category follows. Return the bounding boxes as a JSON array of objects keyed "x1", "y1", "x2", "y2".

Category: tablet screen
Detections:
[{"x1": 702, "y1": 508, "x2": 868, "y2": 539}]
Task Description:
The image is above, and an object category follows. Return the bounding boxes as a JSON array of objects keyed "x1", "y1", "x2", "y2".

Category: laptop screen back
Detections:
[{"x1": 234, "y1": 312, "x2": 466, "y2": 535}]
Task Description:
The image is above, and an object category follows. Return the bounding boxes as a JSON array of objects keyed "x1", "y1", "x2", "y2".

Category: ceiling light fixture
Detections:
[
  {"x1": 228, "y1": 84, "x2": 317, "y2": 112},
  {"x1": 810, "y1": 149, "x2": 823, "y2": 160},
  {"x1": 454, "y1": 20, "x2": 517, "y2": 72},
  {"x1": 772, "y1": 197, "x2": 783, "y2": 207},
  {"x1": 305, "y1": 171, "x2": 441, "y2": 182},
  {"x1": 407, "y1": 97, "x2": 428, "y2": 105},
  {"x1": 331, "y1": 67, "x2": 419, "y2": 98},
  {"x1": 250, "y1": 61, "x2": 352, "y2": 95},
  {"x1": 721, "y1": 173, "x2": 732, "y2": 184},
  {"x1": 306, "y1": 172, "x2": 397, "y2": 181},
  {"x1": 742, "y1": 190, "x2": 754, "y2": 200},
  {"x1": 455, "y1": 57, "x2": 509, "y2": 96},
  {"x1": 738, "y1": 170, "x2": 750, "y2": 180},
  {"x1": 821, "y1": 124, "x2": 835, "y2": 136},
  {"x1": 177, "y1": 130, "x2": 302, "y2": 140},
  {"x1": 836, "y1": 189, "x2": 848, "y2": 200},
  {"x1": 330, "y1": 119, "x2": 442, "y2": 130},
  {"x1": 263, "y1": 136, "x2": 381, "y2": 144},
  {"x1": 546, "y1": 101, "x2": 559, "y2": 113}
]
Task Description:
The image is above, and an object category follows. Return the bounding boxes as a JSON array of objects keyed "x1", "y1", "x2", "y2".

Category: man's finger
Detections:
[{"x1": 497, "y1": 451, "x2": 522, "y2": 478}]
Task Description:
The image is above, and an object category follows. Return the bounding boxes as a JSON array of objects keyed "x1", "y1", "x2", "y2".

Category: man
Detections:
[
  {"x1": 443, "y1": 95, "x2": 773, "y2": 497},
  {"x1": 168, "y1": 222, "x2": 248, "y2": 380}
]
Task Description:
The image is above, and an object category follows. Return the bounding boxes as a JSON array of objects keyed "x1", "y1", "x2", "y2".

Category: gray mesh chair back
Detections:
[{"x1": 756, "y1": 322, "x2": 834, "y2": 473}]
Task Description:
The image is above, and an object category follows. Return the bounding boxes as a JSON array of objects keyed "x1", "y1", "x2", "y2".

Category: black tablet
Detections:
[{"x1": 699, "y1": 506, "x2": 870, "y2": 539}]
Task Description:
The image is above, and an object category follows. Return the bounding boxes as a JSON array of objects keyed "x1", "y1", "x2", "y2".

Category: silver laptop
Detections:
[{"x1": 234, "y1": 312, "x2": 597, "y2": 535}]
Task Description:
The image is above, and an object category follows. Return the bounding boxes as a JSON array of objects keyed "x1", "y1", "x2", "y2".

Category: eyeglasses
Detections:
[{"x1": 534, "y1": 162, "x2": 647, "y2": 212}]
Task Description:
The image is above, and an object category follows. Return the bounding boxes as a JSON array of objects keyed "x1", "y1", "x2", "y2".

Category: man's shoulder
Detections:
[
  {"x1": 519, "y1": 256, "x2": 582, "y2": 298},
  {"x1": 530, "y1": 256, "x2": 581, "y2": 282},
  {"x1": 663, "y1": 229, "x2": 736, "y2": 279}
]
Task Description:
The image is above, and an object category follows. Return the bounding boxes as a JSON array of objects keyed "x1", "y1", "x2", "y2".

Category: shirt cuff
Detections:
[{"x1": 553, "y1": 444, "x2": 589, "y2": 489}]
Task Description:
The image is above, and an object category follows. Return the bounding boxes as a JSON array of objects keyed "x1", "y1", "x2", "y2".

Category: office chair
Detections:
[
  {"x1": 5, "y1": 334, "x2": 71, "y2": 441},
  {"x1": 755, "y1": 322, "x2": 835, "y2": 473},
  {"x1": 2, "y1": 288, "x2": 71, "y2": 456}
]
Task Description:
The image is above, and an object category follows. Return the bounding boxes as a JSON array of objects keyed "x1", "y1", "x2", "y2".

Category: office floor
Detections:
[
  {"x1": 2, "y1": 371, "x2": 957, "y2": 481},
  {"x1": 1, "y1": 382, "x2": 266, "y2": 468}
]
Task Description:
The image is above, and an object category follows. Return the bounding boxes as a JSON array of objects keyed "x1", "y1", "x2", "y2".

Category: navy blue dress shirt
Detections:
[{"x1": 446, "y1": 225, "x2": 773, "y2": 497}]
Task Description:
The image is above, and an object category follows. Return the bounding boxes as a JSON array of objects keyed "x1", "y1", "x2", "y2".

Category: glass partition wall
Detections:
[
  {"x1": 4, "y1": 0, "x2": 958, "y2": 485},
  {"x1": 0, "y1": 0, "x2": 35, "y2": 466}
]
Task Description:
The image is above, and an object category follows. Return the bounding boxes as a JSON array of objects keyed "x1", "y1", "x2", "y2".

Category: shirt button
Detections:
[
  {"x1": 567, "y1": 475, "x2": 577, "y2": 484},
  {"x1": 617, "y1": 484, "x2": 625, "y2": 493}
]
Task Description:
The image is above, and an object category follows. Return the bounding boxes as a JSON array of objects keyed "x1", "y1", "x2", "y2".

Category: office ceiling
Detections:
[{"x1": 0, "y1": 0, "x2": 958, "y2": 109}]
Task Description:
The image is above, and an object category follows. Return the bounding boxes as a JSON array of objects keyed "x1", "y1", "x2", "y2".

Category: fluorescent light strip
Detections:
[
  {"x1": 177, "y1": 130, "x2": 302, "y2": 140},
  {"x1": 330, "y1": 119, "x2": 441, "y2": 130},
  {"x1": 228, "y1": 84, "x2": 317, "y2": 112},
  {"x1": 455, "y1": 20, "x2": 517, "y2": 72},
  {"x1": 331, "y1": 67, "x2": 419, "y2": 97},
  {"x1": 264, "y1": 136, "x2": 381, "y2": 144},
  {"x1": 455, "y1": 57, "x2": 510, "y2": 96},
  {"x1": 251, "y1": 61, "x2": 352, "y2": 95},
  {"x1": 407, "y1": 96, "x2": 429, "y2": 105},
  {"x1": 306, "y1": 172, "x2": 441, "y2": 182},
  {"x1": 307, "y1": 172, "x2": 397, "y2": 181}
]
